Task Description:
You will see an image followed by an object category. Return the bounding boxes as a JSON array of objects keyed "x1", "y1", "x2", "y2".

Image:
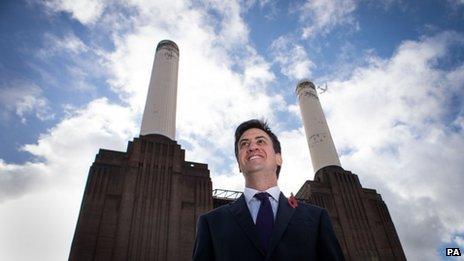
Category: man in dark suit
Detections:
[{"x1": 193, "y1": 119, "x2": 344, "y2": 260}]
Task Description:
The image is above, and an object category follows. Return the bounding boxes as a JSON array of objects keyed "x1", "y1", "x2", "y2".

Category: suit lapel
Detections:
[
  {"x1": 266, "y1": 192, "x2": 296, "y2": 259},
  {"x1": 228, "y1": 195, "x2": 265, "y2": 256}
]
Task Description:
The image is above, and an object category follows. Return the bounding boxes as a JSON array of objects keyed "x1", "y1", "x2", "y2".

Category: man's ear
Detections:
[{"x1": 276, "y1": 153, "x2": 282, "y2": 166}]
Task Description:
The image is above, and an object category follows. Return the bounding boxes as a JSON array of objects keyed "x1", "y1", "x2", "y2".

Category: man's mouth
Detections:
[{"x1": 248, "y1": 155, "x2": 262, "y2": 160}]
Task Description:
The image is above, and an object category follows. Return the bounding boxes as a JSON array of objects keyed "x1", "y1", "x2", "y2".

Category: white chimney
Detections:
[
  {"x1": 140, "y1": 40, "x2": 179, "y2": 140},
  {"x1": 296, "y1": 80, "x2": 341, "y2": 173}
]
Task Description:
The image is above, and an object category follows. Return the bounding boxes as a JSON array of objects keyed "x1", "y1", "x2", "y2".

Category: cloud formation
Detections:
[
  {"x1": 0, "y1": 98, "x2": 137, "y2": 202},
  {"x1": 270, "y1": 36, "x2": 314, "y2": 80},
  {"x1": 44, "y1": 0, "x2": 107, "y2": 25},
  {"x1": 298, "y1": 0, "x2": 357, "y2": 38},
  {"x1": 316, "y1": 31, "x2": 464, "y2": 260},
  {"x1": 0, "y1": 82, "x2": 52, "y2": 123}
]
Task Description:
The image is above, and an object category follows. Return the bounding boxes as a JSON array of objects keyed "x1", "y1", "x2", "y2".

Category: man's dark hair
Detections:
[{"x1": 234, "y1": 119, "x2": 282, "y2": 177}]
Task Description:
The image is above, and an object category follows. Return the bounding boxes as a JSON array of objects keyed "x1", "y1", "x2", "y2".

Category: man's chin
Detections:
[{"x1": 243, "y1": 166, "x2": 266, "y2": 175}]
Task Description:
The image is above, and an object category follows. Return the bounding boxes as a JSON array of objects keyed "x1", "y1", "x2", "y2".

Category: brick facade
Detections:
[{"x1": 69, "y1": 134, "x2": 212, "y2": 260}]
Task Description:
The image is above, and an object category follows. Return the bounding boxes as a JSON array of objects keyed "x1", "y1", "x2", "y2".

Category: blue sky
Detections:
[{"x1": 1, "y1": 0, "x2": 463, "y2": 260}]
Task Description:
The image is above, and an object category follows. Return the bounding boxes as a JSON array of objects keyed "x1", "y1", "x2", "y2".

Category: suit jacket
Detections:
[{"x1": 192, "y1": 193, "x2": 344, "y2": 261}]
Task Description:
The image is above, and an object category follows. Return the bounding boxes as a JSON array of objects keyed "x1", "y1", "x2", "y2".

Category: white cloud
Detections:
[
  {"x1": 0, "y1": 82, "x2": 52, "y2": 123},
  {"x1": 34, "y1": 32, "x2": 108, "y2": 92},
  {"x1": 0, "y1": 98, "x2": 137, "y2": 260},
  {"x1": 213, "y1": 172, "x2": 245, "y2": 192},
  {"x1": 0, "y1": 98, "x2": 137, "y2": 201},
  {"x1": 277, "y1": 127, "x2": 314, "y2": 195},
  {"x1": 43, "y1": 0, "x2": 107, "y2": 25},
  {"x1": 205, "y1": 0, "x2": 250, "y2": 49},
  {"x1": 242, "y1": 47, "x2": 276, "y2": 88},
  {"x1": 270, "y1": 35, "x2": 314, "y2": 80},
  {"x1": 299, "y1": 0, "x2": 357, "y2": 38},
  {"x1": 1, "y1": 97, "x2": 140, "y2": 258},
  {"x1": 0, "y1": 186, "x2": 82, "y2": 260},
  {"x1": 39, "y1": 33, "x2": 89, "y2": 57},
  {"x1": 315, "y1": 31, "x2": 464, "y2": 260}
]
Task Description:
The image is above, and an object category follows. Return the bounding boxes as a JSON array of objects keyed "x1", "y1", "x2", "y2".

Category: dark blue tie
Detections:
[{"x1": 254, "y1": 192, "x2": 274, "y2": 253}]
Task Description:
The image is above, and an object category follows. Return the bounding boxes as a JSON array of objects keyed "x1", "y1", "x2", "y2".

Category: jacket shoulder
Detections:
[
  {"x1": 298, "y1": 201, "x2": 325, "y2": 211},
  {"x1": 294, "y1": 201, "x2": 328, "y2": 219}
]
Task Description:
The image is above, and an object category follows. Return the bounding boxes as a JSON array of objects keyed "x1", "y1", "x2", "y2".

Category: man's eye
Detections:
[
  {"x1": 240, "y1": 142, "x2": 248, "y2": 148},
  {"x1": 257, "y1": 139, "x2": 265, "y2": 144}
]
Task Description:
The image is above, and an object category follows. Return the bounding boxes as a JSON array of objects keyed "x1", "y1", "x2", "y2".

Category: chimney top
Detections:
[
  {"x1": 156, "y1": 40, "x2": 179, "y2": 53},
  {"x1": 296, "y1": 79, "x2": 316, "y2": 94}
]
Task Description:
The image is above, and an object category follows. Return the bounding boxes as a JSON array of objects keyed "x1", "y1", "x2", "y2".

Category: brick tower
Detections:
[
  {"x1": 69, "y1": 40, "x2": 212, "y2": 260},
  {"x1": 295, "y1": 80, "x2": 406, "y2": 260}
]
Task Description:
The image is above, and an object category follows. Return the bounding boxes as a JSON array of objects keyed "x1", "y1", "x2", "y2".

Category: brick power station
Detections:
[{"x1": 69, "y1": 40, "x2": 406, "y2": 260}]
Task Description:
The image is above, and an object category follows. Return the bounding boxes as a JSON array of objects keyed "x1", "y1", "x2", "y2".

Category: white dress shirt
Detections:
[{"x1": 243, "y1": 186, "x2": 280, "y2": 224}]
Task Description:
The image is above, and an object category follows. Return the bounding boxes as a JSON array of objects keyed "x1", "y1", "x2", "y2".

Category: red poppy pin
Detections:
[{"x1": 288, "y1": 193, "x2": 298, "y2": 209}]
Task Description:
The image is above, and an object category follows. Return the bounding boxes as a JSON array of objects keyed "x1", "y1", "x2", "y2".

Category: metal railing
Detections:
[{"x1": 212, "y1": 189, "x2": 243, "y2": 200}]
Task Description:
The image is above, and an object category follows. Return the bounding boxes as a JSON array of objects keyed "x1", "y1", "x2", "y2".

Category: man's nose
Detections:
[{"x1": 247, "y1": 141, "x2": 258, "y2": 151}]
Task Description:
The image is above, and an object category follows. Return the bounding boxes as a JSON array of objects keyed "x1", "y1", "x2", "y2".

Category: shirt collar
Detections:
[{"x1": 244, "y1": 185, "x2": 280, "y2": 203}]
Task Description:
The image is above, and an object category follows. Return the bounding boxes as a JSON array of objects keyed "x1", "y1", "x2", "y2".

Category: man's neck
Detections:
[{"x1": 244, "y1": 172, "x2": 277, "y2": 191}]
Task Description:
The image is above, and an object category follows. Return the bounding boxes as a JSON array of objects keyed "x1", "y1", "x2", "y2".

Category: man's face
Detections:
[{"x1": 237, "y1": 128, "x2": 282, "y2": 176}]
